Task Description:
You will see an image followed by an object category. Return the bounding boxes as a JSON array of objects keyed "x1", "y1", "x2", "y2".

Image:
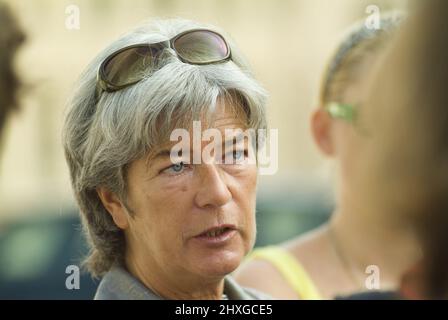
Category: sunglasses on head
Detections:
[{"x1": 95, "y1": 28, "x2": 231, "y2": 99}]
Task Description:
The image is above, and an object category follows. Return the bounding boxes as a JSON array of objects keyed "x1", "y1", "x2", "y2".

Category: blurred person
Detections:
[
  {"x1": 348, "y1": 0, "x2": 448, "y2": 299},
  {"x1": 234, "y1": 15, "x2": 421, "y2": 299},
  {"x1": 63, "y1": 18, "x2": 271, "y2": 300},
  {"x1": 0, "y1": 2, "x2": 24, "y2": 146}
]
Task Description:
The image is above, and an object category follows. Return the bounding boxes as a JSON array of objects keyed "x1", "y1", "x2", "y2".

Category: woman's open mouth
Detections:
[{"x1": 193, "y1": 225, "x2": 237, "y2": 246}]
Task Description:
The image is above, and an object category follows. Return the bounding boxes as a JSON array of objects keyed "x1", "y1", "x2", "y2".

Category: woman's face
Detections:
[{"x1": 122, "y1": 101, "x2": 258, "y2": 283}]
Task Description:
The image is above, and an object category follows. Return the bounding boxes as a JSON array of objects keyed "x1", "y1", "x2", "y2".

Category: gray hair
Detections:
[{"x1": 63, "y1": 18, "x2": 268, "y2": 277}]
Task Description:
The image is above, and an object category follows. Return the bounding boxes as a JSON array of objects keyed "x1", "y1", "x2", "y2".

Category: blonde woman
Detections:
[{"x1": 235, "y1": 15, "x2": 419, "y2": 299}]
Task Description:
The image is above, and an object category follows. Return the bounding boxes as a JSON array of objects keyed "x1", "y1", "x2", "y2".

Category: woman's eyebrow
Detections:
[
  {"x1": 149, "y1": 147, "x2": 192, "y2": 164},
  {"x1": 153, "y1": 149, "x2": 172, "y2": 159},
  {"x1": 223, "y1": 133, "x2": 248, "y2": 146},
  {"x1": 145, "y1": 149, "x2": 172, "y2": 169}
]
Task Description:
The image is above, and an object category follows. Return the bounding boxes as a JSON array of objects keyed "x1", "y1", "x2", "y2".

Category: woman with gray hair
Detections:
[{"x1": 63, "y1": 18, "x2": 269, "y2": 300}]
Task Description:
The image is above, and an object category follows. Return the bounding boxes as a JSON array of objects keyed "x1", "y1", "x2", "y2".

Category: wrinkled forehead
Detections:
[
  {"x1": 204, "y1": 99, "x2": 248, "y2": 128},
  {"x1": 147, "y1": 95, "x2": 250, "y2": 158}
]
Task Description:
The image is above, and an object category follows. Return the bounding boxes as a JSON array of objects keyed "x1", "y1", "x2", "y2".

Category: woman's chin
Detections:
[
  {"x1": 192, "y1": 249, "x2": 244, "y2": 278},
  {"x1": 185, "y1": 232, "x2": 250, "y2": 277}
]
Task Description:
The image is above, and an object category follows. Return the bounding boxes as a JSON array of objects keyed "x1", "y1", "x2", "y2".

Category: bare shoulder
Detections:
[
  {"x1": 283, "y1": 224, "x2": 339, "y2": 299},
  {"x1": 283, "y1": 225, "x2": 331, "y2": 257},
  {"x1": 233, "y1": 258, "x2": 299, "y2": 300},
  {"x1": 234, "y1": 225, "x2": 332, "y2": 300}
]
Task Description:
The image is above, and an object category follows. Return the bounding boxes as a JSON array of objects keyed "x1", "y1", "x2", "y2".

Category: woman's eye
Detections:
[
  {"x1": 234, "y1": 150, "x2": 244, "y2": 160},
  {"x1": 163, "y1": 161, "x2": 186, "y2": 174},
  {"x1": 225, "y1": 149, "x2": 247, "y2": 163}
]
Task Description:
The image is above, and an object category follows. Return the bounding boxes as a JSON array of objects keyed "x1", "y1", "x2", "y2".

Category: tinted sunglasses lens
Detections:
[
  {"x1": 174, "y1": 30, "x2": 229, "y2": 63},
  {"x1": 102, "y1": 45, "x2": 163, "y2": 87}
]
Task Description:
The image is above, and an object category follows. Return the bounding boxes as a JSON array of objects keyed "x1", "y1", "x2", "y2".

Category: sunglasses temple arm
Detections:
[{"x1": 93, "y1": 85, "x2": 103, "y2": 106}]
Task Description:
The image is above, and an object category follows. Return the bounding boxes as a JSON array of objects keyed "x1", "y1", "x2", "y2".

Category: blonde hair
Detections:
[{"x1": 320, "y1": 14, "x2": 403, "y2": 106}]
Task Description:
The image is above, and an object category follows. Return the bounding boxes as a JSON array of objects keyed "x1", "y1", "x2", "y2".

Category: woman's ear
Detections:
[
  {"x1": 96, "y1": 187, "x2": 129, "y2": 230},
  {"x1": 311, "y1": 107, "x2": 335, "y2": 156}
]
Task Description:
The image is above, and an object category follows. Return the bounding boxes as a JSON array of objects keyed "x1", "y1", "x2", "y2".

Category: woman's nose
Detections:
[{"x1": 194, "y1": 164, "x2": 232, "y2": 209}]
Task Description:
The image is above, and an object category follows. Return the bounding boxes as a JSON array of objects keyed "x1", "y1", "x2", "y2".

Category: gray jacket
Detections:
[{"x1": 94, "y1": 266, "x2": 270, "y2": 300}]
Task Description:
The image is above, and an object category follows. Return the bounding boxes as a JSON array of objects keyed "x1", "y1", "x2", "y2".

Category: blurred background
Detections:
[{"x1": 0, "y1": 0, "x2": 408, "y2": 299}]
